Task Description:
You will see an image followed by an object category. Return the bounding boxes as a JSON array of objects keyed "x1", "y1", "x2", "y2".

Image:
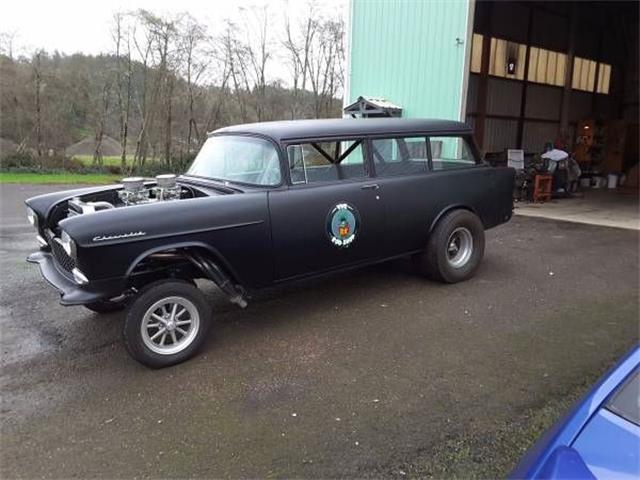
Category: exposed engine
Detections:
[
  {"x1": 118, "y1": 174, "x2": 182, "y2": 206},
  {"x1": 67, "y1": 174, "x2": 189, "y2": 217}
]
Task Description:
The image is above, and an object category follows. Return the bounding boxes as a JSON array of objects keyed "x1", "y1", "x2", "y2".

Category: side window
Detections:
[
  {"x1": 371, "y1": 137, "x2": 428, "y2": 177},
  {"x1": 287, "y1": 140, "x2": 366, "y2": 184},
  {"x1": 429, "y1": 136, "x2": 477, "y2": 171}
]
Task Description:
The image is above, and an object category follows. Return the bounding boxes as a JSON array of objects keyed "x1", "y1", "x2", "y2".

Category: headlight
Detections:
[
  {"x1": 57, "y1": 230, "x2": 77, "y2": 259},
  {"x1": 26, "y1": 207, "x2": 37, "y2": 228}
]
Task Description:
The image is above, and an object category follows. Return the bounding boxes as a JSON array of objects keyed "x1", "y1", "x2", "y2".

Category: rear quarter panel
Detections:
[
  {"x1": 424, "y1": 165, "x2": 514, "y2": 231},
  {"x1": 377, "y1": 165, "x2": 514, "y2": 256}
]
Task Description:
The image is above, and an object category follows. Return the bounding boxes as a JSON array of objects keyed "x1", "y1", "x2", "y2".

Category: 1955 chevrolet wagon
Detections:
[{"x1": 26, "y1": 118, "x2": 515, "y2": 367}]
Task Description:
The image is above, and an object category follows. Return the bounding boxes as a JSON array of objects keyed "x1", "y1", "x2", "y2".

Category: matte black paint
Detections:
[{"x1": 25, "y1": 118, "x2": 514, "y2": 305}]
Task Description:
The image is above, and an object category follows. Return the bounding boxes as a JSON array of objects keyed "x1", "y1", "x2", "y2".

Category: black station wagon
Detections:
[{"x1": 26, "y1": 118, "x2": 514, "y2": 367}]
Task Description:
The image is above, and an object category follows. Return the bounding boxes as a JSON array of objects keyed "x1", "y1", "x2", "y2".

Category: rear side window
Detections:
[
  {"x1": 287, "y1": 140, "x2": 366, "y2": 184},
  {"x1": 371, "y1": 137, "x2": 429, "y2": 177},
  {"x1": 430, "y1": 136, "x2": 477, "y2": 170}
]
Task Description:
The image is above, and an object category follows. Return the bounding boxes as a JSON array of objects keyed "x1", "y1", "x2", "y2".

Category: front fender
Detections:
[{"x1": 61, "y1": 193, "x2": 273, "y2": 289}]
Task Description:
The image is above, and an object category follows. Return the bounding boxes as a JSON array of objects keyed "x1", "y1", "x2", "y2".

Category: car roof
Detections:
[{"x1": 212, "y1": 118, "x2": 472, "y2": 142}]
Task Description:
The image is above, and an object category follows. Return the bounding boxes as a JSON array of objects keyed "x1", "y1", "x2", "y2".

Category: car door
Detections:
[
  {"x1": 269, "y1": 138, "x2": 386, "y2": 280},
  {"x1": 368, "y1": 135, "x2": 435, "y2": 256}
]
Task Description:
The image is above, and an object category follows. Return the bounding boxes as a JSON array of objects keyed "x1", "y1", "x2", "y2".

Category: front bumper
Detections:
[{"x1": 27, "y1": 251, "x2": 107, "y2": 305}]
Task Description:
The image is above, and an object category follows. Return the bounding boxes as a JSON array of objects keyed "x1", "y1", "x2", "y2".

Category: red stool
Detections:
[{"x1": 533, "y1": 174, "x2": 553, "y2": 203}]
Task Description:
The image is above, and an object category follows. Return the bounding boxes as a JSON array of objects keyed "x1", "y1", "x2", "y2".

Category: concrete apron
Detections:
[{"x1": 514, "y1": 189, "x2": 640, "y2": 231}]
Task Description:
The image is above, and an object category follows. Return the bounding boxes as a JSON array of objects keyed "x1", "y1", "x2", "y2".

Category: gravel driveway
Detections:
[{"x1": 1, "y1": 184, "x2": 638, "y2": 478}]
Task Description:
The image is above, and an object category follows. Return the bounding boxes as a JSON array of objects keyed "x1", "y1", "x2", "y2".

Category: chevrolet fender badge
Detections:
[{"x1": 93, "y1": 231, "x2": 146, "y2": 242}]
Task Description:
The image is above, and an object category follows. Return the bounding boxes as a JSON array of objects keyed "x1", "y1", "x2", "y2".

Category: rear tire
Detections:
[
  {"x1": 419, "y1": 209, "x2": 485, "y2": 283},
  {"x1": 123, "y1": 279, "x2": 211, "y2": 368}
]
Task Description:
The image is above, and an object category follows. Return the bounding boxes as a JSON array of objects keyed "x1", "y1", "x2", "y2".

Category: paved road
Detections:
[{"x1": 1, "y1": 184, "x2": 638, "y2": 478}]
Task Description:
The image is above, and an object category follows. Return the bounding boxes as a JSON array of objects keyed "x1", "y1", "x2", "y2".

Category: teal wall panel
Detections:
[{"x1": 347, "y1": 0, "x2": 473, "y2": 121}]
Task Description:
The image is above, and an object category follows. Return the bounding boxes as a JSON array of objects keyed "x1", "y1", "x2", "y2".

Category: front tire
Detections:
[
  {"x1": 419, "y1": 209, "x2": 485, "y2": 283},
  {"x1": 123, "y1": 280, "x2": 211, "y2": 368}
]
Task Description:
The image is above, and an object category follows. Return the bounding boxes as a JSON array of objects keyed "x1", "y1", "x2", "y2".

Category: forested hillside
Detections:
[{"x1": 0, "y1": 6, "x2": 344, "y2": 168}]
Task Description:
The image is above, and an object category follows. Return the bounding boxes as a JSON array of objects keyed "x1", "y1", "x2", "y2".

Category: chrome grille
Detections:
[{"x1": 51, "y1": 239, "x2": 76, "y2": 272}]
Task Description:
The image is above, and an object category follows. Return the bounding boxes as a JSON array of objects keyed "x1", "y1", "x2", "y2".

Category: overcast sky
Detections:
[{"x1": 1, "y1": 0, "x2": 348, "y2": 56}]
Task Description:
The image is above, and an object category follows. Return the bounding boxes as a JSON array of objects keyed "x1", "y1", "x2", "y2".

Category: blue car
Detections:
[{"x1": 510, "y1": 345, "x2": 639, "y2": 479}]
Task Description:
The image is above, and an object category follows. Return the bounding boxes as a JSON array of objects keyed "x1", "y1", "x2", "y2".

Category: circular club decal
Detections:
[{"x1": 327, "y1": 203, "x2": 359, "y2": 248}]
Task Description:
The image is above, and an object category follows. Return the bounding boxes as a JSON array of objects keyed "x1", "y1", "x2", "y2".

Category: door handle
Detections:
[{"x1": 361, "y1": 183, "x2": 380, "y2": 191}]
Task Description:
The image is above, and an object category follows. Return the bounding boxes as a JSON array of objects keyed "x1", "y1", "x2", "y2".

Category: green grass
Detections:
[
  {"x1": 73, "y1": 155, "x2": 134, "y2": 167},
  {"x1": 388, "y1": 374, "x2": 602, "y2": 479},
  {"x1": 0, "y1": 172, "x2": 120, "y2": 184}
]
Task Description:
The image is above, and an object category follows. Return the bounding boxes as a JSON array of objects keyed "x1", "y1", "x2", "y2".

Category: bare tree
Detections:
[
  {"x1": 112, "y1": 12, "x2": 134, "y2": 169},
  {"x1": 180, "y1": 15, "x2": 209, "y2": 156},
  {"x1": 0, "y1": 5, "x2": 346, "y2": 167},
  {"x1": 221, "y1": 21, "x2": 249, "y2": 123},
  {"x1": 241, "y1": 6, "x2": 272, "y2": 121},
  {"x1": 201, "y1": 35, "x2": 233, "y2": 140},
  {"x1": 92, "y1": 79, "x2": 111, "y2": 165},
  {"x1": 283, "y1": 2, "x2": 318, "y2": 118},
  {"x1": 137, "y1": 10, "x2": 184, "y2": 166},
  {"x1": 0, "y1": 31, "x2": 18, "y2": 60},
  {"x1": 130, "y1": 10, "x2": 181, "y2": 166},
  {"x1": 33, "y1": 50, "x2": 43, "y2": 157},
  {"x1": 132, "y1": 15, "x2": 154, "y2": 166},
  {"x1": 308, "y1": 17, "x2": 345, "y2": 117}
]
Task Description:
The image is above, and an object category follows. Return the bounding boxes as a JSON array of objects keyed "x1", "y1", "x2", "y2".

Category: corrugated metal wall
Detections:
[
  {"x1": 466, "y1": 74, "x2": 559, "y2": 152},
  {"x1": 466, "y1": 75, "x2": 617, "y2": 153},
  {"x1": 348, "y1": 0, "x2": 472, "y2": 120},
  {"x1": 522, "y1": 122, "x2": 558, "y2": 152},
  {"x1": 486, "y1": 78, "x2": 521, "y2": 116},
  {"x1": 525, "y1": 84, "x2": 562, "y2": 120},
  {"x1": 484, "y1": 118, "x2": 518, "y2": 152},
  {"x1": 569, "y1": 92, "x2": 592, "y2": 123}
]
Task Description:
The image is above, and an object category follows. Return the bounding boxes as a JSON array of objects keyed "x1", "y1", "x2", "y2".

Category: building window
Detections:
[
  {"x1": 470, "y1": 33, "x2": 483, "y2": 74},
  {"x1": 470, "y1": 34, "x2": 611, "y2": 95},
  {"x1": 572, "y1": 57, "x2": 597, "y2": 92},
  {"x1": 597, "y1": 63, "x2": 611, "y2": 94},
  {"x1": 489, "y1": 37, "x2": 526, "y2": 80},
  {"x1": 528, "y1": 47, "x2": 566, "y2": 87},
  {"x1": 470, "y1": 34, "x2": 526, "y2": 80}
]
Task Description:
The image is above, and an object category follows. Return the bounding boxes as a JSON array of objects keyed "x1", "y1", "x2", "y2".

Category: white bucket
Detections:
[{"x1": 607, "y1": 173, "x2": 618, "y2": 189}]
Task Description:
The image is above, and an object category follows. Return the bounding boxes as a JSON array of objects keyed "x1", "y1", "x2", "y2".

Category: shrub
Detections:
[
  {"x1": 106, "y1": 165, "x2": 123, "y2": 175},
  {"x1": 0, "y1": 152, "x2": 194, "y2": 178},
  {"x1": 0, "y1": 152, "x2": 38, "y2": 169},
  {"x1": 0, "y1": 153, "x2": 90, "y2": 172}
]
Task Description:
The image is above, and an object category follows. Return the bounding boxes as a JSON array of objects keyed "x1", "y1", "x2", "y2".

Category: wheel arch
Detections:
[
  {"x1": 125, "y1": 241, "x2": 248, "y2": 308},
  {"x1": 126, "y1": 241, "x2": 240, "y2": 284},
  {"x1": 428, "y1": 204, "x2": 481, "y2": 235}
]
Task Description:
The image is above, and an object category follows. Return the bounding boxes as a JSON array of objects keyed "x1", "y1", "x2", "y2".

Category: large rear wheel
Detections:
[{"x1": 419, "y1": 209, "x2": 485, "y2": 283}]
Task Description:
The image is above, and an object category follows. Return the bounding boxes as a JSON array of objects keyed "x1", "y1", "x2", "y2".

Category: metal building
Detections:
[{"x1": 345, "y1": 0, "x2": 638, "y2": 160}]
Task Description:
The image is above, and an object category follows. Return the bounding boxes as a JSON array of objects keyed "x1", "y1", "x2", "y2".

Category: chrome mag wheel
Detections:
[
  {"x1": 140, "y1": 296, "x2": 200, "y2": 355},
  {"x1": 446, "y1": 227, "x2": 474, "y2": 268}
]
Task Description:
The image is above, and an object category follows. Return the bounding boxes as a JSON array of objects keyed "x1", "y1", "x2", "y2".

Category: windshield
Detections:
[{"x1": 186, "y1": 135, "x2": 281, "y2": 186}]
